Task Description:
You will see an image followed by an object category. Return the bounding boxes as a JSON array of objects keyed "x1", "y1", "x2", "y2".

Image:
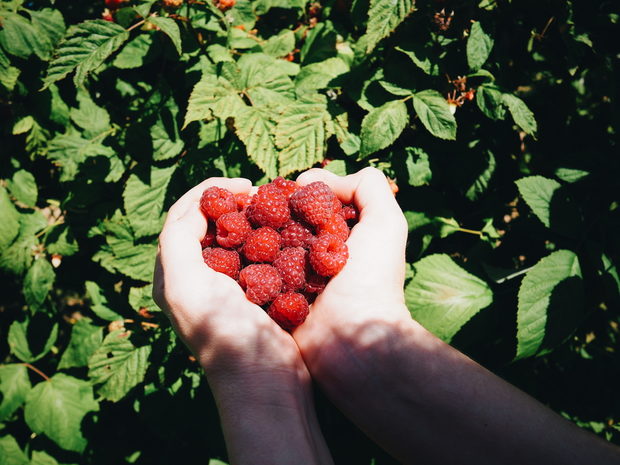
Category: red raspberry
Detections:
[
  {"x1": 289, "y1": 181, "x2": 336, "y2": 227},
  {"x1": 215, "y1": 0, "x2": 235, "y2": 11},
  {"x1": 234, "y1": 193, "x2": 253, "y2": 212},
  {"x1": 268, "y1": 293, "x2": 309, "y2": 331},
  {"x1": 239, "y1": 264, "x2": 282, "y2": 306},
  {"x1": 105, "y1": 0, "x2": 126, "y2": 9},
  {"x1": 273, "y1": 247, "x2": 307, "y2": 292},
  {"x1": 309, "y1": 233, "x2": 348, "y2": 276},
  {"x1": 202, "y1": 248, "x2": 241, "y2": 280},
  {"x1": 200, "y1": 222, "x2": 216, "y2": 248},
  {"x1": 242, "y1": 227, "x2": 281, "y2": 263},
  {"x1": 305, "y1": 271, "x2": 328, "y2": 294},
  {"x1": 280, "y1": 220, "x2": 314, "y2": 249},
  {"x1": 216, "y1": 212, "x2": 252, "y2": 248},
  {"x1": 200, "y1": 187, "x2": 236, "y2": 221},
  {"x1": 318, "y1": 214, "x2": 349, "y2": 242},
  {"x1": 272, "y1": 176, "x2": 300, "y2": 200},
  {"x1": 340, "y1": 204, "x2": 359, "y2": 223},
  {"x1": 246, "y1": 184, "x2": 290, "y2": 229},
  {"x1": 332, "y1": 196, "x2": 342, "y2": 213}
]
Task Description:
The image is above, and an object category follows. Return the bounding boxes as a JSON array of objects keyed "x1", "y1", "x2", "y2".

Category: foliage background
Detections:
[{"x1": 1, "y1": 0, "x2": 619, "y2": 463}]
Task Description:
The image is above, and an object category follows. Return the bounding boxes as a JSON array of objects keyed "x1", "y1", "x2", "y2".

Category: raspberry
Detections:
[
  {"x1": 216, "y1": 212, "x2": 252, "y2": 249},
  {"x1": 309, "y1": 233, "x2": 349, "y2": 276},
  {"x1": 290, "y1": 181, "x2": 336, "y2": 227},
  {"x1": 202, "y1": 248, "x2": 241, "y2": 280},
  {"x1": 234, "y1": 193, "x2": 253, "y2": 212},
  {"x1": 272, "y1": 176, "x2": 300, "y2": 200},
  {"x1": 280, "y1": 220, "x2": 314, "y2": 249},
  {"x1": 340, "y1": 204, "x2": 359, "y2": 223},
  {"x1": 318, "y1": 214, "x2": 349, "y2": 242},
  {"x1": 105, "y1": 0, "x2": 126, "y2": 9},
  {"x1": 305, "y1": 271, "x2": 328, "y2": 294},
  {"x1": 274, "y1": 247, "x2": 307, "y2": 292},
  {"x1": 239, "y1": 264, "x2": 282, "y2": 306},
  {"x1": 200, "y1": 222, "x2": 216, "y2": 248},
  {"x1": 268, "y1": 293, "x2": 309, "y2": 331},
  {"x1": 242, "y1": 227, "x2": 281, "y2": 263},
  {"x1": 162, "y1": 0, "x2": 183, "y2": 7},
  {"x1": 215, "y1": 0, "x2": 235, "y2": 11},
  {"x1": 200, "y1": 187, "x2": 236, "y2": 221},
  {"x1": 332, "y1": 196, "x2": 342, "y2": 214},
  {"x1": 246, "y1": 184, "x2": 290, "y2": 229}
]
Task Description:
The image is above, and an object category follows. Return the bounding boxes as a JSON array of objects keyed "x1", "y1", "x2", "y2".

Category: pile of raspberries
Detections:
[{"x1": 199, "y1": 177, "x2": 358, "y2": 331}]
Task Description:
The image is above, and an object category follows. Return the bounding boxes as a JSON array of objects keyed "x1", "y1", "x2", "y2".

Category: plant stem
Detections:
[{"x1": 22, "y1": 363, "x2": 50, "y2": 381}]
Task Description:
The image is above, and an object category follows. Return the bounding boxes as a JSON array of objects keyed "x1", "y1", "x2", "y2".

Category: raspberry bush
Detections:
[{"x1": 1, "y1": 0, "x2": 619, "y2": 463}]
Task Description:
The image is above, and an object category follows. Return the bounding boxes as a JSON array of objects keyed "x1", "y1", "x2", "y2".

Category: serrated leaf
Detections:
[
  {"x1": 43, "y1": 20, "x2": 129, "y2": 88},
  {"x1": 113, "y1": 34, "x2": 154, "y2": 69},
  {"x1": 0, "y1": 435, "x2": 28, "y2": 465},
  {"x1": 44, "y1": 224, "x2": 79, "y2": 257},
  {"x1": 360, "y1": 100, "x2": 408, "y2": 157},
  {"x1": 184, "y1": 73, "x2": 245, "y2": 128},
  {"x1": 23, "y1": 258, "x2": 55, "y2": 309},
  {"x1": 8, "y1": 318, "x2": 58, "y2": 363},
  {"x1": 24, "y1": 373, "x2": 99, "y2": 453},
  {"x1": 47, "y1": 132, "x2": 115, "y2": 182},
  {"x1": 124, "y1": 165, "x2": 176, "y2": 238},
  {"x1": 58, "y1": 318, "x2": 103, "y2": 369},
  {"x1": 129, "y1": 284, "x2": 159, "y2": 313},
  {"x1": 0, "y1": 186, "x2": 20, "y2": 250},
  {"x1": 396, "y1": 45, "x2": 440, "y2": 76},
  {"x1": 412, "y1": 90, "x2": 457, "y2": 140},
  {"x1": 30, "y1": 8, "x2": 67, "y2": 60},
  {"x1": 147, "y1": 17, "x2": 181, "y2": 55},
  {"x1": 403, "y1": 147, "x2": 431, "y2": 186},
  {"x1": 85, "y1": 281, "x2": 123, "y2": 321},
  {"x1": 237, "y1": 53, "x2": 296, "y2": 104},
  {"x1": 516, "y1": 250, "x2": 582, "y2": 359},
  {"x1": 405, "y1": 254, "x2": 493, "y2": 342},
  {"x1": 467, "y1": 21, "x2": 494, "y2": 71},
  {"x1": 12, "y1": 116, "x2": 34, "y2": 135},
  {"x1": 515, "y1": 176, "x2": 561, "y2": 228},
  {"x1": 151, "y1": 117, "x2": 184, "y2": 161},
  {"x1": 554, "y1": 167, "x2": 589, "y2": 183},
  {"x1": 89, "y1": 330, "x2": 152, "y2": 401},
  {"x1": 233, "y1": 105, "x2": 278, "y2": 178},
  {"x1": 502, "y1": 93, "x2": 537, "y2": 136},
  {"x1": 260, "y1": 29, "x2": 295, "y2": 57},
  {"x1": 476, "y1": 84, "x2": 506, "y2": 120},
  {"x1": 0, "y1": 12, "x2": 38, "y2": 59},
  {"x1": 0, "y1": 211, "x2": 45, "y2": 275},
  {"x1": 464, "y1": 149, "x2": 496, "y2": 201},
  {"x1": 295, "y1": 57, "x2": 349, "y2": 92},
  {"x1": 274, "y1": 103, "x2": 328, "y2": 176},
  {"x1": 363, "y1": 0, "x2": 416, "y2": 53},
  {"x1": 70, "y1": 91, "x2": 110, "y2": 137},
  {"x1": 7, "y1": 170, "x2": 37, "y2": 207},
  {"x1": 0, "y1": 364, "x2": 31, "y2": 421},
  {"x1": 30, "y1": 451, "x2": 67, "y2": 465},
  {"x1": 95, "y1": 241, "x2": 158, "y2": 282}
]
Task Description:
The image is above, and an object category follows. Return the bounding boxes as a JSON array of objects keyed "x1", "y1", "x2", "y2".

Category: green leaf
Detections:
[
  {"x1": 403, "y1": 147, "x2": 432, "y2": 186},
  {"x1": 43, "y1": 20, "x2": 129, "y2": 88},
  {"x1": 0, "y1": 364, "x2": 31, "y2": 421},
  {"x1": 0, "y1": 12, "x2": 38, "y2": 59},
  {"x1": 502, "y1": 93, "x2": 537, "y2": 136},
  {"x1": 237, "y1": 53, "x2": 296, "y2": 104},
  {"x1": 113, "y1": 34, "x2": 154, "y2": 69},
  {"x1": 8, "y1": 318, "x2": 58, "y2": 363},
  {"x1": 405, "y1": 254, "x2": 493, "y2": 342},
  {"x1": 515, "y1": 175, "x2": 561, "y2": 228},
  {"x1": 89, "y1": 330, "x2": 152, "y2": 402},
  {"x1": 29, "y1": 8, "x2": 67, "y2": 60},
  {"x1": 70, "y1": 91, "x2": 111, "y2": 137},
  {"x1": 0, "y1": 435, "x2": 28, "y2": 465},
  {"x1": 233, "y1": 105, "x2": 278, "y2": 179},
  {"x1": 360, "y1": 100, "x2": 409, "y2": 157},
  {"x1": 0, "y1": 211, "x2": 46, "y2": 275},
  {"x1": 85, "y1": 281, "x2": 123, "y2": 321},
  {"x1": 467, "y1": 21, "x2": 494, "y2": 71},
  {"x1": 58, "y1": 318, "x2": 104, "y2": 369},
  {"x1": 363, "y1": 0, "x2": 416, "y2": 53},
  {"x1": 396, "y1": 45, "x2": 440, "y2": 76},
  {"x1": 129, "y1": 284, "x2": 159, "y2": 314},
  {"x1": 151, "y1": 117, "x2": 184, "y2": 161},
  {"x1": 274, "y1": 103, "x2": 328, "y2": 176},
  {"x1": 30, "y1": 451, "x2": 67, "y2": 465},
  {"x1": 260, "y1": 30, "x2": 295, "y2": 57},
  {"x1": 0, "y1": 186, "x2": 20, "y2": 251},
  {"x1": 7, "y1": 170, "x2": 37, "y2": 207},
  {"x1": 94, "y1": 241, "x2": 158, "y2": 282},
  {"x1": 45, "y1": 224, "x2": 79, "y2": 257},
  {"x1": 516, "y1": 250, "x2": 583, "y2": 359},
  {"x1": 295, "y1": 57, "x2": 349, "y2": 92},
  {"x1": 464, "y1": 149, "x2": 496, "y2": 201},
  {"x1": 184, "y1": 73, "x2": 245, "y2": 128},
  {"x1": 554, "y1": 167, "x2": 589, "y2": 183},
  {"x1": 23, "y1": 258, "x2": 55, "y2": 309},
  {"x1": 147, "y1": 17, "x2": 181, "y2": 55},
  {"x1": 412, "y1": 90, "x2": 457, "y2": 140},
  {"x1": 47, "y1": 132, "x2": 115, "y2": 182},
  {"x1": 24, "y1": 373, "x2": 99, "y2": 453},
  {"x1": 123, "y1": 165, "x2": 176, "y2": 238},
  {"x1": 476, "y1": 84, "x2": 506, "y2": 120}
]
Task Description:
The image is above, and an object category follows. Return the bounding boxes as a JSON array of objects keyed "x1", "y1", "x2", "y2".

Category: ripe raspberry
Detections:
[
  {"x1": 340, "y1": 204, "x2": 359, "y2": 223},
  {"x1": 309, "y1": 233, "x2": 349, "y2": 276},
  {"x1": 202, "y1": 248, "x2": 241, "y2": 280},
  {"x1": 200, "y1": 222, "x2": 216, "y2": 248},
  {"x1": 162, "y1": 0, "x2": 183, "y2": 8},
  {"x1": 242, "y1": 227, "x2": 281, "y2": 263},
  {"x1": 215, "y1": 0, "x2": 235, "y2": 12},
  {"x1": 234, "y1": 193, "x2": 253, "y2": 212},
  {"x1": 318, "y1": 214, "x2": 349, "y2": 242},
  {"x1": 332, "y1": 196, "x2": 342, "y2": 213},
  {"x1": 216, "y1": 212, "x2": 252, "y2": 249},
  {"x1": 246, "y1": 184, "x2": 290, "y2": 229},
  {"x1": 200, "y1": 187, "x2": 236, "y2": 221},
  {"x1": 105, "y1": 0, "x2": 126, "y2": 9},
  {"x1": 239, "y1": 264, "x2": 282, "y2": 306},
  {"x1": 274, "y1": 247, "x2": 307, "y2": 292},
  {"x1": 280, "y1": 220, "x2": 314, "y2": 249},
  {"x1": 272, "y1": 176, "x2": 300, "y2": 200},
  {"x1": 290, "y1": 181, "x2": 336, "y2": 227},
  {"x1": 268, "y1": 293, "x2": 309, "y2": 331}
]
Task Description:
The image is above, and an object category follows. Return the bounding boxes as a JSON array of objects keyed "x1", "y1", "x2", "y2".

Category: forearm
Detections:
[
  {"x1": 304, "y1": 308, "x2": 620, "y2": 465},
  {"x1": 206, "y1": 360, "x2": 333, "y2": 465}
]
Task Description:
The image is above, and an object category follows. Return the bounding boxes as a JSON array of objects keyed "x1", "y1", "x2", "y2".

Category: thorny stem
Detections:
[
  {"x1": 127, "y1": 19, "x2": 147, "y2": 33},
  {"x1": 22, "y1": 363, "x2": 50, "y2": 381}
]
